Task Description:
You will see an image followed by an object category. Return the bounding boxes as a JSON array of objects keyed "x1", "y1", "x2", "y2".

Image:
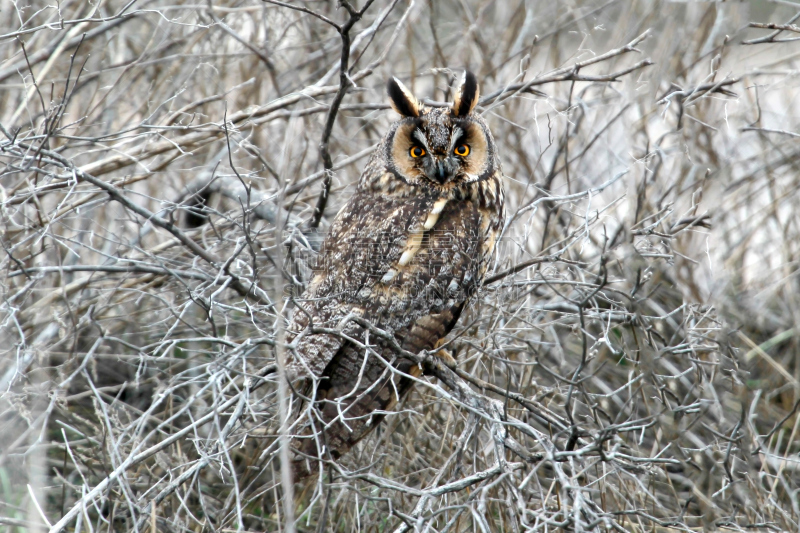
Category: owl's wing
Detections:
[
  {"x1": 285, "y1": 190, "x2": 485, "y2": 379},
  {"x1": 285, "y1": 191, "x2": 429, "y2": 379}
]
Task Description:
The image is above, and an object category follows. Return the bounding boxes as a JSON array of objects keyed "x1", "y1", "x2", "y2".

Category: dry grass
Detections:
[{"x1": 3, "y1": 1, "x2": 800, "y2": 531}]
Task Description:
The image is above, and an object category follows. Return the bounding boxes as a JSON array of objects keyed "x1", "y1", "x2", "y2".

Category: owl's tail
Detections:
[
  {"x1": 289, "y1": 306, "x2": 463, "y2": 481},
  {"x1": 289, "y1": 343, "x2": 419, "y2": 480}
]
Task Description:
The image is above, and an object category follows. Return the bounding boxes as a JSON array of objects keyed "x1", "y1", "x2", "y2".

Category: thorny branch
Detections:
[{"x1": 743, "y1": 11, "x2": 800, "y2": 45}]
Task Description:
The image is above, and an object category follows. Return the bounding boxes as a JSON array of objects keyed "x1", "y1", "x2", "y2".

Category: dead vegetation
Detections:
[{"x1": 3, "y1": 1, "x2": 800, "y2": 531}]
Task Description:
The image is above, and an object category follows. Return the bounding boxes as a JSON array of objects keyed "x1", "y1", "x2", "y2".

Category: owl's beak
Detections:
[{"x1": 432, "y1": 158, "x2": 454, "y2": 184}]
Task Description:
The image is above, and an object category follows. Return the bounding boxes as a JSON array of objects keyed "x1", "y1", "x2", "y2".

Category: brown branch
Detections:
[
  {"x1": 484, "y1": 256, "x2": 551, "y2": 285},
  {"x1": 749, "y1": 22, "x2": 800, "y2": 34},
  {"x1": 310, "y1": 0, "x2": 378, "y2": 229},
  {"x1": 743, "y1": 13, "x2": 800, "y2": 45}
]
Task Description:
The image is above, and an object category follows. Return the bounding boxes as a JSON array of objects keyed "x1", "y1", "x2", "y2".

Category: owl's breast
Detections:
[
  {"x1": 372, "y1": 196, "x2": 491, "y2": 316},
  {"x1": 306, "y1": 179, "x2": 503, "y2": 336}
]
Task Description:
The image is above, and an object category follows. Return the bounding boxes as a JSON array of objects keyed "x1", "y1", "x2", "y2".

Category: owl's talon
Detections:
[{"x1": 427, "y1": 349, "x2": 456, "y2": 370}]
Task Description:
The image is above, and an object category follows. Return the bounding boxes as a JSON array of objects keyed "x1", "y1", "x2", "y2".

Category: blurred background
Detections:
[{"x1": 4, "y1": 0, "x2": 800, "y2": 531}]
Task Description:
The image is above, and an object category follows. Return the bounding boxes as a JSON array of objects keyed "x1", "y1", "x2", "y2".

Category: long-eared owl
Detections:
[{"x1": 286, "y1": 71, "x2": 505, "y2": 478}]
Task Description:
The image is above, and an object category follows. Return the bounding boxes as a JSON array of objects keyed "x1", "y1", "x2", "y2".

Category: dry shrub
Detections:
[{"x1": 3, "y1": 1, "x2": 800, "y2": 531}]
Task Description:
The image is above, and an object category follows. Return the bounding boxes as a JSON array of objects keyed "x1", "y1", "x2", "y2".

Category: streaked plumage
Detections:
[{"x1": 286, "y1": 72, "x2": 505, "y2": 478}]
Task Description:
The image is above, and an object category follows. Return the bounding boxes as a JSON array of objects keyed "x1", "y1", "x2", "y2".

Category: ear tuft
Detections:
[
  {"x1": 387, "y1": 77, "x2": 420, "y2": 117},
  {"x1": 452, "y1": 70, "x2": 480, "y2": 117}
]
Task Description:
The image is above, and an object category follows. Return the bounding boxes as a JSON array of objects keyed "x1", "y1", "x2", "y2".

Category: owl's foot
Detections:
[{"x1": 430, "y1": 349, "x2": 457, "y2": 369}]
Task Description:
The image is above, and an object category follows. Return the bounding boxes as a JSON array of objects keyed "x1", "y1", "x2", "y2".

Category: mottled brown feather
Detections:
[{"x1": 286, "y1": 77, "x2": 504, "y2": 480}]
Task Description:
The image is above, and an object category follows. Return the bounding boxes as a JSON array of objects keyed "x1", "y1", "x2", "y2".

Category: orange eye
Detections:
[
  {"x1": 454, "y1": 144, "x2": 470, "y2": 157},
  {"x1": 410, "y1": 146, "x2": 425, "y2": 158}
]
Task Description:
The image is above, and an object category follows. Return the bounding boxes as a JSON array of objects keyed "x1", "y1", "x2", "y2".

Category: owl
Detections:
[{"x1": 285, "y1": 71, "x2": 505, "y2": 479}]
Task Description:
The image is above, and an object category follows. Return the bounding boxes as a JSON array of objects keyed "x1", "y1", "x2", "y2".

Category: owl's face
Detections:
[{"x1": 382, "y1": 72, "x2": 498, "y2": 192}]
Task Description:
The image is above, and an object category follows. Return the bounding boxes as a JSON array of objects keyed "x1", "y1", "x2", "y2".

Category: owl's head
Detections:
[{"x1": 382, "y1": 71, "x2": 499, "y2": 192}]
